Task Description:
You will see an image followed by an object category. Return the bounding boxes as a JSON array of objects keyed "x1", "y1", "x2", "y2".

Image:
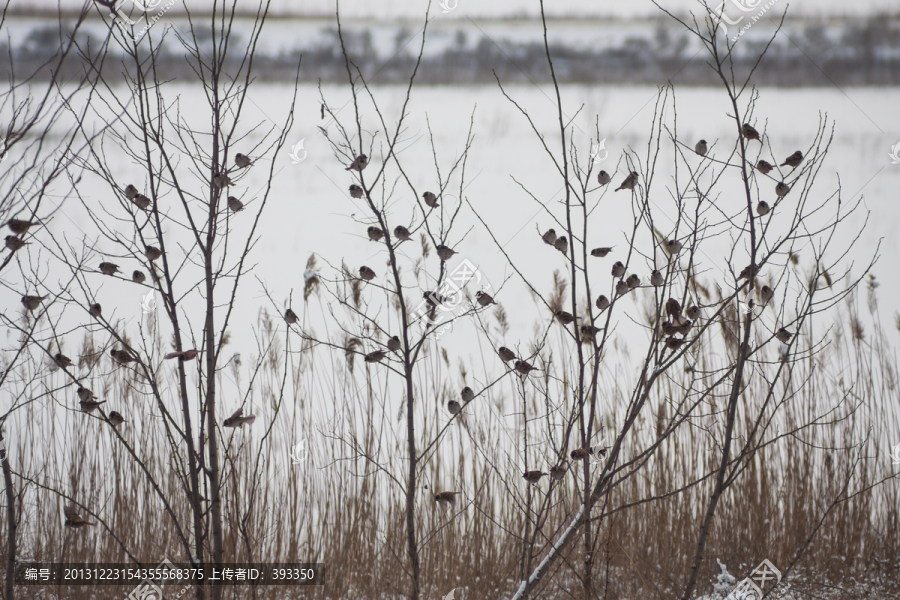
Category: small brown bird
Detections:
[
  {"x1": 665, "y1": 337, "x2": 686, "y2": 350},
  {"x1": 284, "y1": 308, "x2": 299, "y2": 324},
  {"x1": 124, "y1": 184, "x2": 139, "y2": 199},
  {"x1": 223, "y1": 407, "x2": 256, "y2": 427},
  {"x1": 695, "y1": 140, "x2": 708, "y2": 156},
  {"x1": 650, "y1": 270, "x2": 664, "y2": 287},
  {"x1": 756, "y1": 201, "x2": 770, "y2": 216},
  {"x1": 133, "y1": 194, "x2": 152, "y2": 210},
  {"x1": 234, "y1": 153, "x2": 252, "y2": 168},
  {"x1": 21, "y1": 294, "x2": 47, "y2": 311},
  {"x1": 164, "y1": 349, "x2": 202, "y2": 361},
  {"x1": 387, "y1": 336, "x2": 401, "y2": 352},
  {"x1": 422, "y1": 191, "x2": 439, "y2": 208},
  {"x1": 591, "y1": 247, "x2": 613, "y2": 258},
  {"x1": 110, "y1": 349, "x2": 136, "y2": 365},
  {"x1": 554, "y1": 236, "x2": 568, "y2": 255},
  {"x1": 364, "y1": 350, "x2": 386, "y2": 363},
  {"x1": 6, "y1": 219, "x2": 39, "y2": 235},
  {"x1": 423, "y1": 291, "x2": 447, "y2": 307},
  {"x1": 64, "y1": 505, "x2": 96, "y2": 528},
  {"x1": 626, "y1": 274, "x2": 641, "y2": 289},
  {"x1": 475, "y1": 291, "x2": 495, "y2": 307},
  {"x1": 367, "y1": 226, "x2": 385, "y2": 242},
  {"x1": 667, "y1": 239, "x2": 683, "y2": 254},
  {"x1": 523, "y1": 471, "x2": 547, "y2": 485},
  {"x1": 780, "y1": 151, "x2": 803, "y2": 168},
  {"x1": 436, "y1": 245, "x2": 457, "y2": 261},
  {"x1": 775, "y1": 182, "x2": 791, "y2": 198},
  {"x1": 554, "y1": 310, "x2": 575, "y2": 325},
  {"x1": 514, "y1": 360, "x2": 535, "y2": 375},
  {"x1": 498, "y1": 347, "x2": 516, "y2": 362},
  {"x1": 88, "y1": 303, "x2": 102, "y2": 318},
  {"x1": 76, "y1": 386, "x2": 94, "y2": 402},
  {"x1": 346, "y1": 154, "x2": 368, "y2": 171},
  {"x1": 661, "y1": 321, "x2": 679, "y2": 336},
  {"x1": 434, "y1": 491, "x2": 460, "y2": 508},
  {"x1": 597, "y1": 170, "x2": 611, "y2": 186},
  {"x1": 685, "y1": 305, "x2": 701, "y2": 320},
  {"x1": 227, "y1": 196, "x2": 244, "y2": 212},
  {"x1": 393, "y1": 225, "x2": 411, "y2": 241},
  {"x1": 359, "y1": 266, "x2": 376, "y2": 281},
  {"x1": 461, "y1": 386, "x2": 475, "y2": 402},
  {"x1": 550, "y1": 464, "x2": 568, "y2": 481},
  {"x1": 615, "y1": 280, "x2": 629, "y2": 297},
  {"x1": 132, "y1": 270, "x2": 146, "y2": 283},
  {"x1": 5, "y1": 235, "x2": 25, "y2": 251},
  {"x1": 759, "y1": 285, "x2": 774, "y2": 304},
  {"x1": 99, "y1": 262, "x2": 120, "y2": 276},
  {"x1": 145, "y1": 246, "x2": 163, "y2": 262},
  {"x1": 775, "y1": 327, "x2": 793, "y2": 343},
  {"x1": 737, "y1": 264, "x2": 757, "y2": 281},
  {"x1": 54, "y1": 353, "x2": 73, "y2": 368},
  {"x1": 615, "y1": 171, "x2": 638, "y2": 192},
  {"x1": 611, "y1": 261, "x2": 626, "y2": 278},
  {"x1": 756, "y1": 160, "x2": 773, "y2": 175},
  {"x1": 447, "y1": 399, "x2": 462, "y2": 415},
  {"x1": 349, "y1": 184, "x2": 364, "y2": 199},
  {"x1": 666, "y1": 298, "x2": 683, "y2": 321},
  {"x1": 580, "y1": 324, "x2": 602, "y2": 340},
  {"x1": 212, "y1": 173, "x2": 232, "y2": 188},
  {"x1": 108, "y1": 411, "x2": 125, "y2": 427},
  {"x1": 570, "y1": 448, "x2": 590, "y2": 461},
  {"x1": 542, "y1": 229, "x2": 557, "y2": 245},
  {"x1": 741, "y1": 123, "x2": 761, "y2": 141},
  {"x1": 595, "y1": 295, "x2": 610, "y2": 310},
  {"x1": 79, "y1": 397, "x2": 106, "y2": 413}
]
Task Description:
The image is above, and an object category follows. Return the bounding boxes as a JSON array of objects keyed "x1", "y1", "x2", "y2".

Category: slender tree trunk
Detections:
[
  {"x1": 1, "y1": 431, "x2": 14, "y2": 600},
  {"x1": 404, "y1": 363, "x2": 419, "y2": 600}
]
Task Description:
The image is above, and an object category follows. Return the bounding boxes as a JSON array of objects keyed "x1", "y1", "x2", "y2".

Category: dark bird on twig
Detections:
[
  {"x1": 780, "y1": 150, "x2": 803, "y2": 168},
  {"x1": 650, "y1": 270, "x2": 664, "y2": 286},
  {"x1": 124, "y1": 184, "x2": 139, "y2": 199},
  {"x1": 756, "y1": 201, "x2": 770, "y2": 216},
  {"x1": 88, "y1": 303, "x2": 102, "y2": 318},
  {"x1": 498, "y1": 347, "x2": 516, "y2": 362},
  {"x1": 367, "y1": 226, "x2": 384, "y2": 242},
  {"x1": 542, "y1": 229, "x2": 557, "y2": 245},
  {"x1": 759, "y1": 285, "x2": 774, "y2": 304},
  {"x1": 133, "y1": 194, "x2": 152, "y2": 210},
  {"x1": 364, "y1": 350, "x2": 386, "y2": 363},
  {"x1": 685, "y1": 305, "x2": 701, "y2": 320},
  {"x1": 570, "y1": 448, "x2": 590, "y2": 461},
  {"x1": 580, "y1": 324, "x2": 602, "y2": 341},
  {"x1": 554, "y1": 310, "x2": 575, "y2": 325},
  {"x1": 284, "y1": 308, "x2": 298, "y2": 324},
  {"x1": 5, "y1": 235, "x2": 25, "y2": 251},
  {"x1": 21, "y1": 295, "x2": 47, "y2": 311},
  {"x1": 550, "y1": 464, "x2": 568, "y2": 481},
  {"x1": 387, "y1": 336, "x2": 401, "y2": 352},
  {"x1": 5, "y1": 219, "x2": 39, "y2": 235},
  {"x1": 436, "y1": 245, "x2": 457, "y2": 261},
  {"x1": 523, "y1": 471, "x2": 547, "y2": 484},
  {"x1": 223, "y1": 407, "x2": 256, "y2": 427},
  {"x1": 227, "y1": 196, "x2": 244, "y2": 212},
  {"x1": 108, "y1": 411, "x2": 125, "y2": 428},
  {"x1": 393, "y1": 225, "x2": 411, "y2": 241},
  {"x1": 694, "y1": 140, "x2": 707, "y2": 156},
  {"x1": 475, "y1": 291, "x2": 495, "y2": 307},
  {"x1": 665, "y1": 337, "x2": 686, "y2": 350},
  {"x1": 514, "y1": 360, "x2": 535, "y2": 375},
  {"x1": 234, "y1": 153, "x2": 252, "y2": 168},
  {"x1": 422, "y1": 191, "x2": 439, "y2": 208},
  {"x1": 346, "y1": 154, "x2": 368, "y2": 171},
  {"x1": 99, "y1": 262, "x2": 120, "y2": 276},
  {"x1": 359, "y1": 266, "x2": 376, "y2": 281},
  {"x1": 76, "y1": 386, "x2": 94, "y2": 402},
  {"x1": 145, "y1": 246, "x2": 163, "y2": 262},
  {"x1": 423, "y1": 291, "x2": 446, "y2": 307},
  {"x1": 54, "y1": 353, "x2": 72, "y2": 369},
  {"x1": 64, "y1": 505, "x2": 95, "y2": 528},
  {"x1": 666, "y1": 239, "x2": 683, "y2": 254},
  {"x1": 626, "y1": 274, "x2": 641, "y2": 289},
  {"x1": 756, "y1": 160, "x2": 773, "y2": 175},
  {"x1": 597, "y1": 170, "x2": 611, "y2": 186},
  {"x1": 110, "y1": 349, "x2": 136, "y2": 365},
  {"x1": 554, "y1": 236, "x2": 568, "y2": 255},
  {"x1": 775, "y1": 327, "x2": 793, "y2": 343},
  {"x1": 461, "y1": 387, "x2": 475, "y2": 402},
  {"x1": 775, "y1": 182, "x2": 790, "y2": 198},
  {"x1": 595, "y1": 295, "x2": 610, "y2": 310},
  {"x1": 666, "y1": 298, "x2": 683, "y2": 321},
  {"x1": 615, "y1": 171, "x2": 638, "y2": 192},
  {"x1": 447, "y1": 400, "x2": 462, "y2": 416},
  {"x1": 741, "y1": 123, "x2": 761, "y2": 141},
  {"x1": 79, "y1": 398, "x2": 106, "y2": 413},
  {"x1": 737, "y1": 264, "x2": 757, "y2": 281},
  {"x1": 615, "y1": 280, "x2": 629, "y2": 297},
  {"x1": 212, "y1": 173, "x2": 232, "y2": 188},
  {"x1": 349, "y1": 184, "x2": 363, "y2": 199},
  {"x1": 164, "y1": 349, "x2": 202, "y2": 361},
  {"x1": 611, "y1": 261, "x2": 626, "y2": 278},
  {"x1": 434, "y1": 491, "x2": 460, "y2": 508},
  {"x1": 591, "y1": 247, "x2": 612, "y2": 258},
  {"x1": 132, "y1": 270, "x2": 146, "y2": 283}
]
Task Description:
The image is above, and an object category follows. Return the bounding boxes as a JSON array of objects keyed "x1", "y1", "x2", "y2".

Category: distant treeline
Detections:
[{"x1": 4, "y1": 17, "x2": 900, "y2": 86}]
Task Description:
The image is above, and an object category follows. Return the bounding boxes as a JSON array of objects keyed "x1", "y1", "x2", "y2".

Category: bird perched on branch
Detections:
[
  {"x1": 595, "y1": 295, "x2": 610, "y2": 310},
  {"x1": 64, "y1": 505, "x2": 96, "y2": 528},
  {"x1": 461, "y1": 387, "x2": 475, "y2": 403},
  {"x1": 523, "y1": 471, "x2": 547, "y2": 485},
  {"x1": 780, "y1": 150, "x2": 803, "y2": 168},
  {"x1": 759, "y1": 285, "x2": 774, "y2": 304},
  {"x1": 212, "y1": 173, "x2": 232, "y2": 188},
  {"x1": 570, "y1": 448, "x2": 590, "y2": 461},
  {"x1": 650, "y1": 270, "x2": 664, "y2": 287},
  {"x1": 5, "y1": 235, "x2": 25, "y2": 251},
  {"x1": 165, "y1": 349, "x2": 202, "y2": 361},
  {"x1": 124, "y1": 184, "x2": 139, "y2": 199},
  {"x1": 88, "y1": 303, "x2": 102, "y2": 318},
  {"x1": 498, "y1": 347, "x2": 516, "y2": 362},
  {"x1": 615, "y1": 171, "x2": 638, "y2": 192},
  {"x1": 54, "y1": 353, "x2": 72, "y2": 369},
  {"x1": 666, "y1": 239, "x2": 683, "y2": 254},
  {"x1": 554, "y1": 310, "x2": 575, "y2": 325},
  {"x1": 5, "y1": 219, "x2": 39, "y2": 235},
  {"x1": 21, "y1": 294, "x2": 47, "y2": 311},
  {"x1": 223, "y1": 407, "x2": 256, "y2": 427},
  {"x1": 234, "y1": 153, "x2": 252, "y2": 168},
  {"x1": 107, "y1": 411, "x2": 125, "y2": 428},
  {"x1": 741, "y1": 123, "x2": 761, "y2": 141},
  {"x1": 387, "y1": 336, "x2": 401, "y2": 352},
  {"x1": 475, "y1": 291, "x2": 495, "y2": 307},
  {"x1": 685, "y1": 305, "x2": 701, "y2": 320},
  {"x1": 550, "y1": 464, "x2": 568, "y2": 481},
  {"x1": 422, "y1": 191, "x2": 439, "y2": 208},
  {"x1": 359, "y1": 266, "x2": 376, "y2": 281},
  {"x1": 364, "y1": 350, "x2": 386, "y2": 364},
  {"x1": 367, "y1": 226, "x2": 384, "y2": 242},
  {"x1": 542, "y1": 229, "x2": 557, "y2": 246},
  {"x1": 133, "y1": 194, "x2": 152, "y2": 210},
  {"x1": 346, "y1": 154, "x2": 368, "y2": 171},
  {"x1": 775, "y1": 182, "x2": 791, "y2": 198},
  {"x1": 110, "y1": 349, "x2": 136, "y2": 365},
  {"x1": 514, "y1": 360, "x2": 535, "y2": 375},
  {"x1": 591, "y1": 247, "x2": 613, "y2": 258},
  {"x1": 76, "y1": 386, "x2": 94, "y2": 402},
  {"x1": 756, "y1": 201, "x2": 770, "y2": 216},
  {"x1": 79, "y1": 397, "x2": 106, "y2": 413},
  {"x1": 227, "y1": 196, "x2": 243, "y2": 212},
  {"x1": 756, "y1": 160, "x2": 773, "y2": 175},
  {"x1": 626, "y1": 274, "x2": 641, "y2": 289},
  {"x1": 99, "y1": 262, "x2": 120, "y2": 276},
  {"x1": 580, "y1": 324, "x2": 602, "y2": 341},
  {"x1": 775, "y1": 327, "x2": 793, "y2": 343},
  {"x1": 694, "y1": 140, "x2": 708, "y2": 156},
  {"x1": 597, "y1": 170, "x2": 611, "y2": 186},
  {"x1": 447, "y1": 400, "x2": 462, "y2": 416},
  {"x1": 393, "y1": 225, "x2": 411, "y2": 242},
  {"x1": 615, "y1": 280, "x2": 629, "y2": 297},
  {"x1": 132, "y1": 270, "x2": 146, "y2": 283},
  {"x1": 349, "y1": 184, "x2": 363, "y2": 199},
  {"x1": 554, "y1": 236, "x2": 568, "y2": 255},
  {"x1": 436, "y1": 245, "x2": 457, "y2": 261},
  {"x1": 737, "y1": 264, "x2": 757, "y2": 281},
  {"x1": 284, "y1": 308, "x2": 298, "y2": 324},
  {"x1": 611, "y1": 261, "x2": 626, "y2": 278},
  {"x1": 434, "y1": 491, "x2": 460, "y2": 508},
  {"x1": 145, "y1": 246, "x2": 163, "y2": 262}
]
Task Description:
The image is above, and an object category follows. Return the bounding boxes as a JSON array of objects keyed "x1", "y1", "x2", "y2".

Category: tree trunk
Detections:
[{"x1": 1, "y1": 429, "x2": 15, "y2": 600}]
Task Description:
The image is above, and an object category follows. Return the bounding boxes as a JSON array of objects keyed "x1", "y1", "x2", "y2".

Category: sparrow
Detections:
[
  {"x1": 542, "y1": 229, "x2": 557, "y2": 245},
  {"x1": 615, "y1": 171, "x2": 638, "y2": 192},
  {"x1": 349, "y1": 184, "x2": 364, "y2": 199},
  {"x1": 132, "y1": 194, "x2": 152, "y2": 210},
  {"x1": 650, "y1": 270, "x2": 664, "y2": 287},
  {"x1": 6, "y1": 219, "x2": 39, "y2": 235},
  {"x1": 667, "y1": 239, "x2": 683, "y2": 254},
  {"x1": 611, "y1": 261, "x2": 626, "y2": 278},
  {"x1": 685, "y1": 305, "x2": 701, "y2": 320},
  {"x1": 107, "y1": 411, "x2": 125, "y2": 428},
  {"x1": 223, "y1": 407, "x2": 256, "y2": 427},
  {"x1": 54, "y1": 353, "x2": 73, "y2": 368},
  {"x1": 76, "y1": 386, "x2": 94, "y2": 402},
  {"x1": 145, "y1": 246, "x2": 163, "y2": 262},
  {"x1": 741, "y1": 123, "x2": 761, "y2": 141},
  {"x1": 675, "y1": 319, "x2": 693, "y2": 336},
  {"x1": 367, "y1": 226, "x2": 385, "y2": 242},
  {"x1": 423, "y1": 291, "x2": 447, "y2": 307},
  {"x1": 21, "y1": 295, "x2": 47, "y2": 311},
  {"x1": 359, "y1": 266, "x2": 376, "y2": 281},
  {"x1": 79, "y1": 398, "x2": 106, "y2": 413},
  {"x1": 665, "y1": 337, "x2": 686, "y2": 350},
  {"x1": 591, "y1": 247, "x2": 613, "y2": 258},
  {"x1": 615, "y1": 280, "x2": 629, "y2": 297},
  {"x1": 590, "y1": 445, "x2": 609, "y2": 459},
  {"x1": 110, "y1": 349, "x2": 136, "y2": 365},
  {"x1": 661, "y1": 321, "x2": 680, "y2": 336},
  {"x1": 447, "y1": 399, "x2": 462, "y2": 415},
  {"x1": 234, "y1": 153, "x2": 252, "y2": 168},
  {"x1": 759, "y1": 285, "x2": 774, "y2": 304},
  {"x1": 666, "y1": 298, "x2": 683, "y2": 321},
  {"x1": 364, "y1": 350, "x2": 386, "y2": 363},
  {"x1": 461, "y1": 386, "x2": 475, "y2": 402},
  {"x1": 164, "y1": 349, "x2": 202, "y2": 361},
  {"x1": 64, "y1": 505, "x2": 96, "y2": 528},
  {"x1": 422, "y1": 191, "x2": 439, "y2": 208},
  {"x1": 498, "y1": 347, "x2": 516, "y2": 362},
  {"x1": 434, "y1": 491, "x2": 460, "y2": 508},
  {"x1": 124, "y1": 184, "x2": 139, "y2": 199},
  {"x1": 756, "y1": 201, "x2": 770, "y2": 216},
  {"x1": 737, "y1": 264, "x2": 757, "y2": 280},
  {"x1": 597, "y1": 170, "x2": 611, "y2": 186},
  {"x1": 580, "y1": 324, "x2": 602, "y2": 339},
  {"x1": 227, "y1": 196, "x2": 244, "y2": 212},
  {"x1": 393, "y1": 225, "x2": 411, "y2": 241},
  {"x1": 132, "y1": 270, "x2": 146, "y2": 283},
  {"x1": 775, "y1": 182, "x2": 791, "y2": 198},
  {"x1": 626, "y1": 274, "x2": 641, "y2": 289},
  {"x1": 436, "y1": 245, "x2": 456, "y2": 261},
  {"x1": 346, "y1": 154, "x2": 368, "y2": 171},
  {"x1": 5, "y1": 235, "x2": 25, "y2": 251},
  {"x1": 88, "y1": 303, "x2": 102, "y2": 318},
  {"x1": 570, "y1": 448, "x2": 590, "y2": 461},
  {"x1": 775, "y1": 327, "x2": 793, "y2": 343},
  {"x1": 523, "y1": 471, "x2": 547, "y2": 484},
  {"x1": 780, "y1": 150, "x2": 803, "y2": 168},
  {"x1": 756, "y1": 160, "x2": 773, "y2": 175},
  {"x1": 595, "y1": 295, "x2": 610, "y2": 310},
  {"x1": 514, "y1": 360, "x2": 535, "y2": 375},
  {"x1": 694, "y1": 140, "x2": 708, "y2": 156},
  {"x1": 554, "y1": 310, "x2": 575, "y2": 325},
  {"x1": 212, "y1": 173, "x2": 232, "y2": 188},
  {"x1": 475, "y1": 291, "x2": 495, "y2": 307},
  {"x1": 554, "y1": 236, "x2": 568, "y2": 255},
  {"x1": 99, "y1": 262, "x2": 120, "y2": 276},
  {"x1": 387, "y1": 336, "x2": 402, "y2": 352},
  {"x1": 549, "y1": 464, "x2": 568, "y2": 481}
]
